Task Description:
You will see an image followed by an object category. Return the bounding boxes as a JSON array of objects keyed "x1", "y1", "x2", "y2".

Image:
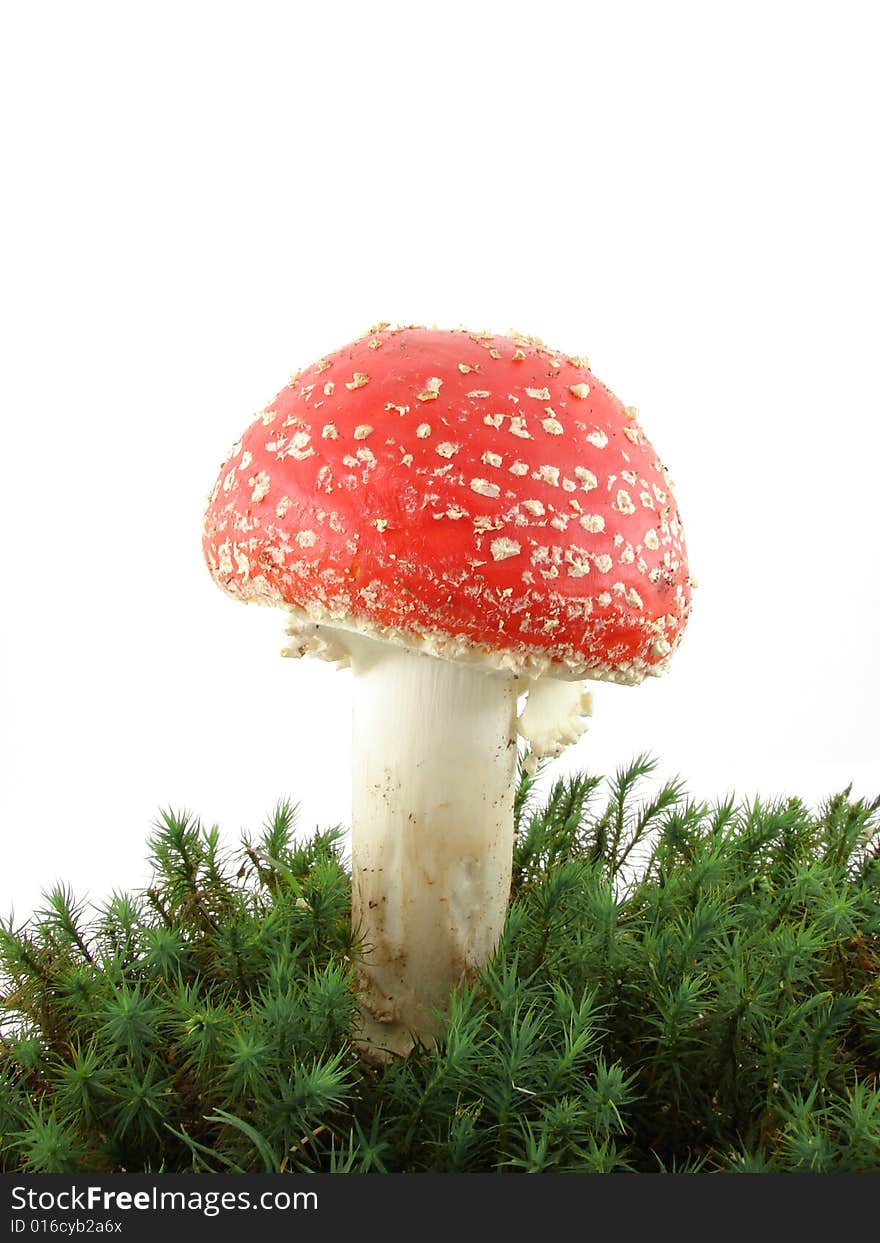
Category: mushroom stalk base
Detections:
[{"x1": 351, "y1": 644, "x2": 518, "y2": 1060}]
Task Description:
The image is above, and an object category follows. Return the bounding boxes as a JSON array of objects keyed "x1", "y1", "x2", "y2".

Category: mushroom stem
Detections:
[{"x1": 350, "y1": 642, "x2": 518, "y2": 1060}]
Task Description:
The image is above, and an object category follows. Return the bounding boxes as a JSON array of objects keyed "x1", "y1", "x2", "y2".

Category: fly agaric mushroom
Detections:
[{"x1": 203, "y1": 325, "x2": 692, "y2": 1059}]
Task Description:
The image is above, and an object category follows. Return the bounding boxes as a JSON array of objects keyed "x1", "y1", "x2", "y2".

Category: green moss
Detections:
[{"x1": 2, "y1": 758, "x2": 879, "y2": 1173}]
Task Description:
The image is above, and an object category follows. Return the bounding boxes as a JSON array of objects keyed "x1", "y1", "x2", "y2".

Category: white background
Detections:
[{"x1": 2, "y1": 1, "x2": 878, "y2": 922}]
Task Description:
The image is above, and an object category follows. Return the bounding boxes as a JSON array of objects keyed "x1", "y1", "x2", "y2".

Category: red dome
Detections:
[{"x1": 203, "y1": 325, "x2": 691, "y2": 683}]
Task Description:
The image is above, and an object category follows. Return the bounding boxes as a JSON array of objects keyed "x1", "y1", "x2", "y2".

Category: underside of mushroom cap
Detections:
[
  {"x1": 203, "y1": 325, "x2": 692, "y2": 685},
  {"x1": 279, "y1": 600, "x2": 662, "y2": 686}
]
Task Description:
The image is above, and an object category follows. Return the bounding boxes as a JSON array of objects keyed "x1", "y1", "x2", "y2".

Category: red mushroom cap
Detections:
[{"x1": 203, "y1": 325, "x2": 691, "y2": 683}]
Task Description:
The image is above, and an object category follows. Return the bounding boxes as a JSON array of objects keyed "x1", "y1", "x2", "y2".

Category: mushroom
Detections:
[{"x1": 203, "y1": 325, "x2": 692, "y2": 1059}]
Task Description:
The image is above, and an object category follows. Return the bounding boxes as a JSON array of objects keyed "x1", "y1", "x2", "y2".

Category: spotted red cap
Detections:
[{"x1": 203, "y1": 325, "x2": 692, "y2": 683}]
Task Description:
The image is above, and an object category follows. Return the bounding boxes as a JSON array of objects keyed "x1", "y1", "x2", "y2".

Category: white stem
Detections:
[{"x1": 350, "y1": 643, "x2": 518, "y2": 1059}]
